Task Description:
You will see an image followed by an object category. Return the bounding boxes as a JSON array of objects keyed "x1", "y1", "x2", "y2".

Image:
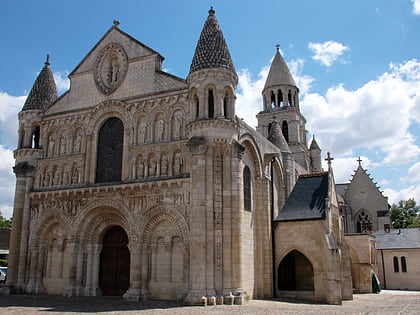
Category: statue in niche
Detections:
[
  {"x1": 108, "y1": 55, "x2": 120, "y2": 84},
  {"x1": 173, "y1": 112, "x2": 182, "y2": 139},
  {"x1": 48, "y1": 135, "x2": 55, "y2": 156},
  {"x1": 155, "y1": 119, "x2": 164, "y2": 142},
  {"x1": 138, "y1": 121, "x2": 147, "y2": 144},
  {"x1": 53, "y1": 170, "x2": 61, "y2": 186},
  {"x1": 74, "y1": 131, "x2": 82, "y2": 153},
  {"x1": 173, "y1": 153, "x2": 183, "y2": 175},
  {"x1": 149, "y1": 157, "x2": 157, "y2": 177},
  {"x1": 161, "y1": 155, "x2": 168, "y2": 176},
  {"x1": 60, "y1": 134, "x2": 67, "y2": 155},
  {"x1": 137, "y1": 160, "x2": 145, "y2": 178},
  {"x1": 43, "y1": 170, "x2": 51, "y2": 187},
  {"x1": 71, "y1": 165, "x2": 79, "y2": 185},
  {"x1": 63, "y1": 170, "x2": 69, "y2": 186}
]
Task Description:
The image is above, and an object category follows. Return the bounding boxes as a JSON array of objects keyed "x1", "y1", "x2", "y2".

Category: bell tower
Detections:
[{"x1": 257, "y1": 46, "x2": 310, "y2": 170}]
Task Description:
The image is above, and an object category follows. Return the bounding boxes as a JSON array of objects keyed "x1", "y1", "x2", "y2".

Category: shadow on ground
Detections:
[{"x1": 0, "y1": 295, "x2": 185, "y2": 313}]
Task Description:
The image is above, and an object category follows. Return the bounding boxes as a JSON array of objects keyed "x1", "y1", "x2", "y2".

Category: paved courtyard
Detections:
[{"x1": 0, "y1": 290, "x2": 419, "y2": 314}]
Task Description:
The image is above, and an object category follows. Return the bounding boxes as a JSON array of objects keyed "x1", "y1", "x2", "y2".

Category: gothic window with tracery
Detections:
[
  {"x1": 356, "y1": 210, "x2": 372, "y2": 233},
  {"x1": 96, "y1": 117, "x2": 123, "y2": 183}
]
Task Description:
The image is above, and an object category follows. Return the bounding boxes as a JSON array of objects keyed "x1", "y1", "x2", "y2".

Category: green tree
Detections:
[
  {"x1": 389, "y1": 198, "x2": 420, "y2": 228},
  {"x1": 0, "y1": 211, "x2": 12, "y2": 228}
]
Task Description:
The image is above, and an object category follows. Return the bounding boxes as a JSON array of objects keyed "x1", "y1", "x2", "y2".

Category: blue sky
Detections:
[{"x1": 1, "y1": 0, "x2": 420, "y2": 218}]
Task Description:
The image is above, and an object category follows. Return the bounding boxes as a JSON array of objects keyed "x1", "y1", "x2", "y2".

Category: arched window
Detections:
[
  {"x1": 356, "y1": 210, "x2": 372, "y2": 233},
  {"x1": 96, "y1": 117, "x2": 124, "y2": 183},
  {"x1": 278, "y1": 89, "x2": 283, "y2": 107},
  {"x1": 401, "y1": 256, "x2": 407, "y2": 272},
  {"x1": 243, "y1": 166, "x2": 251, "y2": 211},
  {"x1": 208, "y1": 89, "x2": 214, "y2": 118},
  {"x1": 268, "y1": 123, "x2": 273, "y2": 136},
  {"x1": 271, "y1": 91, "x2": 276, "y2": 108},
  {"x1": 194, "y1": 94, "x2": 199, "y2": 119},
  {"x1": 288, "y1": 90, "x2": 292, "y2": 106},
  {"x1": 32, "y1": 126, "x2": 40, "y2": 149},
  {"x1": 393, "y1": 256, "x2": 399, "y2": 273},
  {"x1": 282, "y1": 120, "x2": 289, "y2": 142}
]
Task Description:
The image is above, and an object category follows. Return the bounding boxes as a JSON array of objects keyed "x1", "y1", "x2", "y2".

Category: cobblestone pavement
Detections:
[{"x1": 0, "y1": 290, "x2": 419, "y2": 314}]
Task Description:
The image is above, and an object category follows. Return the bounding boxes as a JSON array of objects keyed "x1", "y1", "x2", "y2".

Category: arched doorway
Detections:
[
  {"x1": 99, "y1": 226, "x2": 130, "y2": 296},
  {"x1": 278, "y1": 250, "x2": 314, "y2": 291}
]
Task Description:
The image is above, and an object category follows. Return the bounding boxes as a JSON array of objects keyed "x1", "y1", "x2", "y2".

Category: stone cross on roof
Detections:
[{"x1": 325, "y1": 152, "x2": 334, "y2": 170}]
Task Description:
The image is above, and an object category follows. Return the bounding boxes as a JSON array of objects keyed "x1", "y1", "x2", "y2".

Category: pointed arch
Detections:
[
  {"x1": 282, "y1": 120, "x2": 289, "y2": 142},
  {"x1": 277, "y1": 249, "x2": 314, "y2": 291},
  {"x1": 239, "y1": 133, "x2": 263, "y2": 178}
]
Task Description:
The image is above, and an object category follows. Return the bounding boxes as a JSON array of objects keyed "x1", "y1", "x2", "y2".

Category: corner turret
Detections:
[{"x1": 187, "y1": 8, "x2": 238, "y2": 125}]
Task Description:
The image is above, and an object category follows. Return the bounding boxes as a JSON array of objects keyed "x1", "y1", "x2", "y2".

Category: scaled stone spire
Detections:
[
  {"x1": 264, "y1": 46, "x2": 296, "y2": 90},
  {"x1": 189, "y1": 7, "x2": 235, "y2": 74},
  {"x1": 268, "y1": 120, "x2": 290, "y2": 152},
  {"x1": 22, "y1": 55, "x2": 58, "y2": 111}
]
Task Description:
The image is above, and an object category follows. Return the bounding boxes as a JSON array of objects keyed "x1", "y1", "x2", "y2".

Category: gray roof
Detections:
[
  {"x1": 189, "y1": 8, "x2": 235, "y2": 75},
  {"x1": 336, "y1": 183, "x2": 349, "y2": 197},
  {"x1": 310, "y1": 136, "x2": 321, "y2": 151},
  {"x1": 374, "y1": 228, "x2": 420, "y2": 249},
  {"x1": 275, "y1": 173, "x2": 328, "y2": 222},
  {"x1": 264, "y1": 48, "x2": 296, "y2": 90},
  {"x1": 22, "y1": 56, "x2": 58, "y2": 111}
]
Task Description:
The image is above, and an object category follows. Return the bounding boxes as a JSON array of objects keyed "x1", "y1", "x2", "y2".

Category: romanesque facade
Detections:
[{"x1": 7, "y1": 9, "x2": 352, "y2": 305}]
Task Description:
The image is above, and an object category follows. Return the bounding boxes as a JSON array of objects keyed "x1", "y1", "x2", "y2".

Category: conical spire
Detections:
[
  {"x1": 268, "y1": 120, "x2": 290, "y2": 152},
  {"x1": 310, "y1": 136, "x2": 321, "y2": 151},
  {"x1": 264, "y1": 46, "x2": 296, "y2": 90},
  {"x1": 189, "y1": 7, "x2": 235, "y2": 75},
  {"x1": 22, "y1": 55, "x2": 58, "y2": 111}
]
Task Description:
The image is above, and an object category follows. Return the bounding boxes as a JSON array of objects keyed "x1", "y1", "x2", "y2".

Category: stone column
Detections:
[
  {"x1": 123, "y1": 243, "x2": 142, "y2": 300},
  {"x1": 184, "y1": 143, "x2": 208, "y2": 305},
  {"x1": 25, "y1": 247, "x2": 38, "y2": 293},
  {"x1": 7, "y1": 162, "x2": 34, "y2": 293},
  {"x1": 84, "y1": 244, "x2": 94, "y2": 296},
  {"x1": 35, "y1": 245, "x2": 46, "y2": 294},
  {"x1": 75, "y1": 246, "x2": 85, "y2": 296},
  {"x1": 91, "y1": 244, "x2": 102, "y2": 296},
  {"x1": 139, "y1": 244, "x2": 150, "y2": 300},
  {"x1": 66, "y1": 243, "x2": 78, "y2": 297}
]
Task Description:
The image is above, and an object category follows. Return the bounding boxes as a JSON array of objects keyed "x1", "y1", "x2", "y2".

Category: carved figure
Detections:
[
  {"x1": 74, "y1": 131, "x2": 82, "y2": 152},
  {"x1": 161, "y1": 155, "x2": 169, "y2": 176},
  {"x1": 173, "y1": 112, "x2": 182, "y2": 138},
  {"x1": 149, "y1": 157, "x2": 157, "y2": 177},
  {"x1": 48, "y1": 135, "x2": 55, "y2": 156},
  {"x1": 173, "y1": 153, "x2": 183, "y2": 175},
  {"x1": 137, "y1": 160, "x2": 145, "y2": 178},
  {"x1": 155, "y1": 119, "x2": 164, "y2": 141},
  {"x1": 60, "y1": 134, "x2": 67, "y2": 155},
  {"x1": 138, "y1": 121, "x2": 147, "y2": 144}
]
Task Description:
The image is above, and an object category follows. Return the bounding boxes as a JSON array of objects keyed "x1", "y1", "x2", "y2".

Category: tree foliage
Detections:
[
  {"x1": 389, "y1": 198, "x2": 420, "y2": 228},
  {"x1": 0, "y1": 211, "x2": 12, "y2": 228}
]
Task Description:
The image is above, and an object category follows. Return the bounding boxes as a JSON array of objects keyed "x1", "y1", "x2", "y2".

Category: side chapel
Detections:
[{"x1": 7, "y1": 8, "x2": 354, "y2": 305}]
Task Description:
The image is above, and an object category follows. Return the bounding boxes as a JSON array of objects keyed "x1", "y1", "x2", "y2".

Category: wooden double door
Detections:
[{"x1": 99, "y1": 226, "x2": 130, "y2": 296}]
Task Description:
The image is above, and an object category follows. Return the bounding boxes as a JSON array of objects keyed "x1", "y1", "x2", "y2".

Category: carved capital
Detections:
[{"x1": 13, "y1": 162, "x2": 35, "y2": 176}]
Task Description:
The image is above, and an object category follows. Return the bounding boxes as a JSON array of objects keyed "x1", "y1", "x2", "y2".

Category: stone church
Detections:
[{"x1": 7, "y1": 8, "x2": 354, "y2": 305}]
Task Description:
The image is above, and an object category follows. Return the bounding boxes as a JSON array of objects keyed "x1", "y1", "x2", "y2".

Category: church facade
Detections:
[{"x1": 7, "y1": 9, "x2": 353, "y2": 305}]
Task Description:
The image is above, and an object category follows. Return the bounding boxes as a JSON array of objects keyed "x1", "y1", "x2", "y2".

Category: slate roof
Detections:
[
  {"x1": 264, "y1": 48, "x2": 296, "y2": 90},
  {"x1": 374, "y1": 228, "x2": 420, "y2": 250},
  {"x1": 275, "y1": 172, "x2": 329, "y2": 222},
  {"x1": 336, "y1": 183, "x2": 349, "y2": 197},
  {"x1": 22, "y1": 56, "x2": 58, "y2": 111},
  {"x1": 0, "y1": 228, "x2": 11, "y2": 250},
  {"x1": 189, "y1": 8, "x2": 235, "y2": 75}
]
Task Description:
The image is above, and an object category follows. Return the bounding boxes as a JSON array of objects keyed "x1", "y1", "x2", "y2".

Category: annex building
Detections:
[{"x1": 7, "y1": 8, "x2": 361, "y2": 305}]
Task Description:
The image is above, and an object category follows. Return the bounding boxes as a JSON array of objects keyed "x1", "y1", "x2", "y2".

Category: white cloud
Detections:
[
  {"x1": 0, "y1": 145, "x2": 16, "y2": 219},
  {"x1": 53, "y1": 71, "x2": 70, "y2": 94},
  {"x1": 0, "y1": 92, "x2": 26, "y2": 148},
  {"x1": 308, "y1": 41, "x2": 350, "y2": 67},
  {"x1": 412, "y1": 0, "x2": 420, "y2": 15},
  {"x1": 302, "y1": 59, "x2": 420, "y2": 165},
  {"x1": 384, "y1": 184, "x2": 420, "y2": 205},
  {"x1": 407, "y1": 161, "x2": 420, "y2": 182},
  {"x1": 288, "y1": 58, "x2": 314, "y2": 95},
  {"x1": 236, "y1": 65, "x2": 270, "y2": 128}
]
